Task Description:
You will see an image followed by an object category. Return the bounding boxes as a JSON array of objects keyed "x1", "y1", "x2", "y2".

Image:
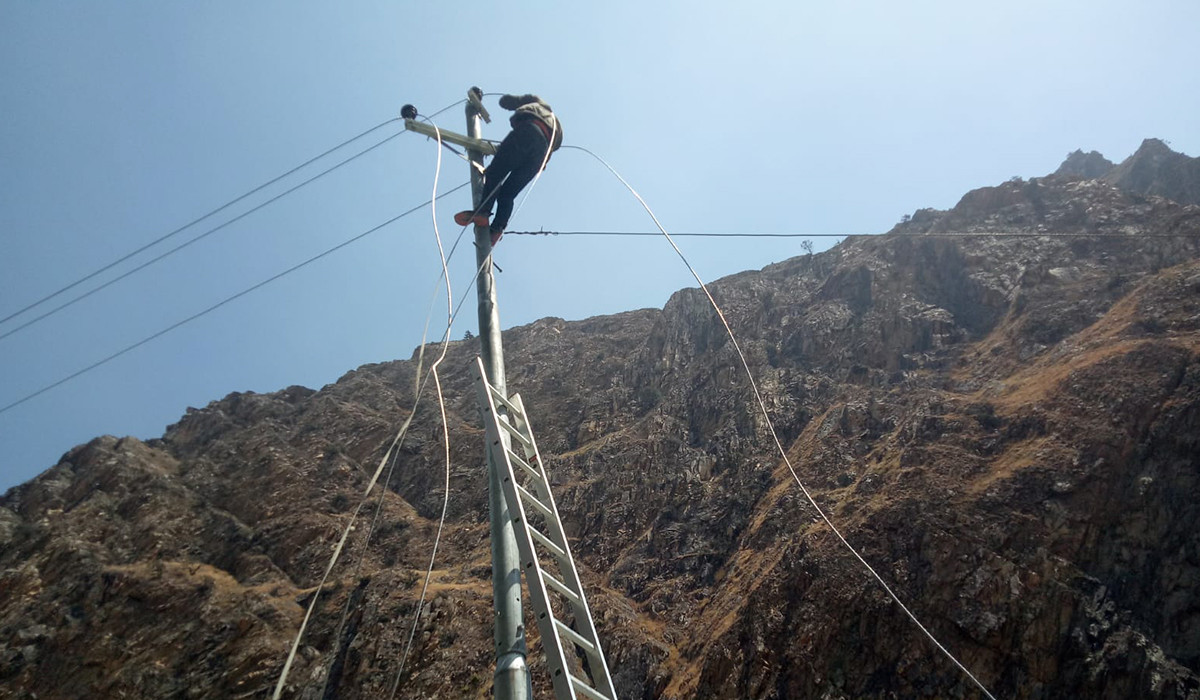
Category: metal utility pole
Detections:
[
  {"x1": 403, "y1": 90, "x2": 614, "y2": 700},
  {"x1": 466, "y1": 89, "x2": 531, "y2": 700}
]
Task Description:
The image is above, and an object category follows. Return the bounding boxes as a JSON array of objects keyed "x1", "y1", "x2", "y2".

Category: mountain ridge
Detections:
[{"x1": 4, "y1": 141, "x2": 1200, "y2": 699}]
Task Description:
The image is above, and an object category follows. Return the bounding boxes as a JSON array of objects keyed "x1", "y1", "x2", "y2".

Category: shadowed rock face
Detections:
[{"x1": 4, "y1": 142, "x2": 1200, "y2": 700}]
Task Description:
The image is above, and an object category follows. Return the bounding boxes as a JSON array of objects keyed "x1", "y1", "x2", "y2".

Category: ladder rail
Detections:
[
  {"x1": 481, "y1": 391, "x2": 584, "y2": 699},
  {"x1": 475, "y1": 358, "x2": 618, "y2": 700},
  {"x1": 509, "y1": 393, "x2": 617, "y2": 697}
]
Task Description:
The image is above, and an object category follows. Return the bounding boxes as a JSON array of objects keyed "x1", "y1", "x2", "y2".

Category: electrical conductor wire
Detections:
[
  {"x1": 507, "y1": 229, "x2": 1200, "y2": 238},
  {"x1": 0, "y1": 118, "x2": 403, "y2": 328},
  {"x1": 0, "y1": 128, "x2": 411, "y2": 344},
  {"x1": 566, "y1": 144, "x2": 999, "y2": 700},
  {"x1": 0, "y1": 183, "x2": 469, "y2": 417}
]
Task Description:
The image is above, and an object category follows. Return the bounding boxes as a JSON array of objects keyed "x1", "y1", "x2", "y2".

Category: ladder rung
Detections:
[
  {"x1": 516, "y1": 483, "x2": 554, "y2": 520},
  {"x1": 488, "y1": 386, "x2": 521, "y2": 416},
  {"x1": 487, "y1": 384, "x2": 516, "y2": 410},
  {"x1": 497, "y1": 418, "x2": 534, "y2": 450},
  {"x1": 569, "y1": 673, "x2": 612, "y2": 700},
  {"x1": 543, "y1": 572, "x2": 582, "y2": 606},
  {"x1": 508, "y1": 450, "x2": 544, "y2": 483},
  {"x1": 529, "y1": 526, "x2": 567, "y2": 560},
  {"x1": 554, "y1": 619, "x2": 596, "y2": 654}
]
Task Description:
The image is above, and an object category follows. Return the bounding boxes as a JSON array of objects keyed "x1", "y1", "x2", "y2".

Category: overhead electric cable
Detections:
[
  {"x1": 508, "y1": 229, "x2": 1200, "y2": 238},
  {"x1": 510, "y1": 230, "x2": 852, "y2": 237},
  {"x1": 422, "y1": 99, "x2": 468, "y2": 121},
  {"x1": 0, "y1": 183, "x2": 469, "y2": 417},
  {"x1": 0, "y1": 128, "x2": 410, "y2": 344},
  {"x1": 567, "y1": 144, "x2": 999, "y2": 700},
  {"x1": 0, "y1": 118, "x2": 402, "y2": 328}
]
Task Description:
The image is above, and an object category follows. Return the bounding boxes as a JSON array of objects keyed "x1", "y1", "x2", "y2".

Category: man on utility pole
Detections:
[
  {"x1": 455, "y1": 92, "x2": 563, "y2": 246},
  {"x1": 403, "y1": 91, "x2": 614, "y2": 700}
]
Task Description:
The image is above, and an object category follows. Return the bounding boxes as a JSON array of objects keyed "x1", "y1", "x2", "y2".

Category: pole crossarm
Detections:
[{"x1": 405, "y1": 119, "x2": 497, "y2": 155}]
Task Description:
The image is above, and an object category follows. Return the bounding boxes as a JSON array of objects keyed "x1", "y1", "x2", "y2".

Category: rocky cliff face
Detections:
[{"x1": 3, "y1": 144, "x2": 1200, "y2": 699}]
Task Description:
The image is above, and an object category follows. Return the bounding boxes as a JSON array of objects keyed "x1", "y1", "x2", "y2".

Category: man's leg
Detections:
[
  {"x1": 489, "y1": 126, "x2": 548, "y2": 234},
  {"x1": 478, "y1": 132, "x2": 523, "y2": 216}
]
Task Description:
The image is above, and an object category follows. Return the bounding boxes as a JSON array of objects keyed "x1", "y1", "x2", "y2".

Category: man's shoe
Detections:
[
  {"x1": 490, "y1": 229, "x2": 503, "y2": 246},
  {"x1": 454, "y1": 210, "x2": 490, "y2": 227}
]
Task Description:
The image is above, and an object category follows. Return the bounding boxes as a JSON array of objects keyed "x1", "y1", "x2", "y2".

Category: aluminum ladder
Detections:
[{"x1": 475, "y1": 358, "x2": 618, "y2": 700}]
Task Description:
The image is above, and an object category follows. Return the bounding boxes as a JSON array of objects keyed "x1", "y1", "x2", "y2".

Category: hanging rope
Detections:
[
  {"x1": 311, "y1": 117, "x2": 465, "y2": 700},
  {"x1": 274, "y1": 117, "x2": 469, "y2": 700},
  {"x1": 390, "y1": 119, "x2": 457, "y2": 699},
  {"x1": 278, "y1": 111, "x2": 506, "y2": 699}
]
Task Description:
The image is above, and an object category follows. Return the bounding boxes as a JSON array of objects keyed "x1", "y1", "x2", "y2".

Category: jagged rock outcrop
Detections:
[
  {"x1": 4, "y1": 141, "x2": 1200, "y2": 699},
  {"x1": 1105, "y1": 138, "x2": 1200, "y2": 207},
  {"x1": 1049, "y1": 139, "x2": 1199, "y2": 208},
  {"x1": 1056, "y1": 149, "x2": 1114, "y2": 179}
]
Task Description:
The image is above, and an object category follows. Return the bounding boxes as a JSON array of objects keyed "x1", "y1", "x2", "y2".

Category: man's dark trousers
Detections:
[{"x1": 479, "y1": 121, "x2": 549, "y2": 233}]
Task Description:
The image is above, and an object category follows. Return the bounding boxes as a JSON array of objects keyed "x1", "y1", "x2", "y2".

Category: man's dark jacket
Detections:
[{"x1": 498, "y1": 94, "x2": 564, "y2": 153}]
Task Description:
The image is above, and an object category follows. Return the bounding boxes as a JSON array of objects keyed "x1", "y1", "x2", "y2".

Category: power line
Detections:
[
  {"x1": 0, "y1": 183, "x2": 468, "y2": 417},
  {"x1": 508, "y1": 229, "x2": 1200, "y2": 238},
  {"x1": 0, "y1": 128, "x2": 410, "y2": 344},
  {"x1": 510, "y1": 231, "x2": 853, "y2": 237},
  {"x1": 572, "y1": 143, "x2": 999, "y2": 700},
  {"x1": 0, "y1": 117, "x2": 402, "y2": 328}
]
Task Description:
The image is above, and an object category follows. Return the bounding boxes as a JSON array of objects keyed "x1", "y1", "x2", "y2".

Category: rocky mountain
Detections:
[
  {"x1": 1054, "y1": 138, "x2": 1200, "y2": 207},
  {"x1": 1054, "y1": 149, "x2": 1114, "y2": 180},
  {"x1": 1105, "y1": 139, "x2": 1200, "y2": 208},
  {"x1": 3, "y1": 142, "x2": 1200, "y2": 699}
]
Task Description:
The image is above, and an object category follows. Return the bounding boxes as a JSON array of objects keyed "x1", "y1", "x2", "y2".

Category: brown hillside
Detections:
[{"x1": 4, "y1": 144, "x2": 1200, "y2": 699}]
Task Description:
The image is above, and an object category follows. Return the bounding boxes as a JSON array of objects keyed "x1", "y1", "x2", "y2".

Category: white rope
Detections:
[
  {"x1": 389, "y1": 121, "x2": 458, "y2": 699},
  {"x1": 384, "y1": 112, "x2": 532, "y2": 695},
  {"x1": 272, "y1": 116, "x2": 463, "y2": 700},
  {"x1": 388, "y1": 365, "x2": 453, "y2": 698},
  {"x1": 566, "y1": 145, "x2": 998, "y2": 700},
  {"x1": 273, "y1": 104, "x2": 522, "y2": 699},
  {"x1": 382, "y1": 109, "x2": 539, "y2": 695},
  {"x1": 271, "y1": 404, "x2": 429, "y2": 699}
]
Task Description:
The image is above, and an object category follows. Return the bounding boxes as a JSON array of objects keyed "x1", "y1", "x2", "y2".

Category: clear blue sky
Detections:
[{"x1": 2, "y1": 1, "x2": 1197, "y2": 492}]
